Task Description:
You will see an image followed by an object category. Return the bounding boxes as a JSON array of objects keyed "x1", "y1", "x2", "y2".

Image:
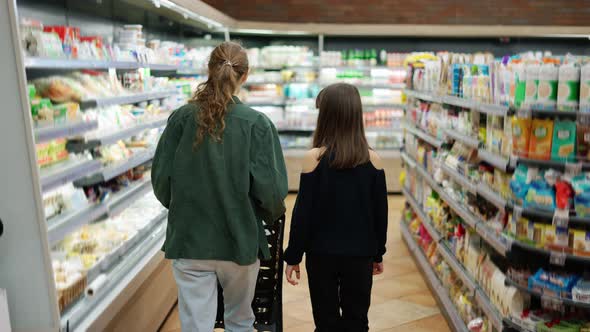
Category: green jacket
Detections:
[{"x1": 151, "y1": 97, "x2": 288, "y2": 265}]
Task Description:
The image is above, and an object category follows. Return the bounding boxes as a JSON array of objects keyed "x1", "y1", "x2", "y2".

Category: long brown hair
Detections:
[
  {"x1": 191, "y1": 41, "x2": 249, "y2": 149},
  {"x1": 313, "y1": 83, "x2": 370, "y2": 168}
]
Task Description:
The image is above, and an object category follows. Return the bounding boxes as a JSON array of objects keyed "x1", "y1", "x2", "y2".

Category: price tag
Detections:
[
  {"x1": 541, "y1": 294, "x2": 564, "y2": 312},
  {"x1": 509, "y1": 154, "x2": 518, "y2": 169},
  {"x1": 552, "y1": 209, "x2": 569, "y2": 228},
  {"x1": 516, "y1": 108, "x2": 532, "y2": 118},
  {"x1": 565, "y1": 162, "x2": 583, "y2": 177},
  {"x1": 512, "y1": 205, "x2": 523, "y2": 221},
  {"x1": 549, "y1": 251, "x2": 567, "y2": 266}
]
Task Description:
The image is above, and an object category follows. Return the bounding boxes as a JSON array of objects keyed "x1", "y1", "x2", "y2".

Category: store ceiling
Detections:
[{"x1": 202, "y1": 0, "x2": 590, "y2": 26}]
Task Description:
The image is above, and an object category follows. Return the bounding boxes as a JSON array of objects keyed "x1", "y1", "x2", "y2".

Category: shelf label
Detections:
[
  {"x1": 552, "y1": 209, "x2": 569, "y2": 228},
  {"x1": 541, "y1": 294, "x2": 564, "y2": 311},
  {"x1": 565, "y1": 162, "x2": 583, "y2": 176},
  {"x1": 513, "y1": 205, "x2": 523, "y2": 221},
  {"x1": 549, "y1": 251, "x2": 567, "y2": 266},
  {"x1": 509, "y1": 154, "x2": 518, "y2": 169},
  {"x1": 516, "y1": 108, "x2": 532, "y2": 118}
]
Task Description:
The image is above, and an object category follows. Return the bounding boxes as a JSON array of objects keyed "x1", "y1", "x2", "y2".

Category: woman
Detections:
[
  {"x1": 284, "y1": 83, "x2": 389, "y2": 332},
  {"x1": 152, "y1": 41, "x2": 288, "y2": 331}
]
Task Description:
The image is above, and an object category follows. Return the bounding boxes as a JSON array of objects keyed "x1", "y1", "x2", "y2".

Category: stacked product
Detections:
[
  {"x1": 403, "y1": 50, "x2": 590, "y2": 332},
  {"x1": 320, "y1": 49, "x2": 407, "y2": 67}
]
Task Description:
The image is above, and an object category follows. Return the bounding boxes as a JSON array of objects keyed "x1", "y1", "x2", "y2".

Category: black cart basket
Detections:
[{"x1": 215, "y1": 215, "x2": 286, "y2": 332}]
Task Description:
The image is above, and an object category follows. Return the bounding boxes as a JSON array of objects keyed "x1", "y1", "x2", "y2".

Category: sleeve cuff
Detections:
[
  {"x1": 284, "y1": 248, "x2": 303, "y2": 265},
  {"x1": 374, "y1": 256, "x2": 383, "y2": 263}
]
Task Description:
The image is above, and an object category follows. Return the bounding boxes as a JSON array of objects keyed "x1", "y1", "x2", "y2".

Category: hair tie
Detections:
[{"x1": 223, "y1": 60, "x2": 233, "y2": 67}]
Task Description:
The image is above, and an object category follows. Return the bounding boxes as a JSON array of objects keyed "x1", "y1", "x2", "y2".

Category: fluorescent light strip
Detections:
[
  {"x1": 233, "y1": 28, "x2": 313, "y2": 36},
  {"x1": 155, "y1": 0, "x2": 224, "y2": 29}
]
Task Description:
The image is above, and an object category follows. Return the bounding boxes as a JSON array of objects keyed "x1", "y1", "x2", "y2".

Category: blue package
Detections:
[{"x1": 524, "y1": 179, "x2": 555, "y2": 211}]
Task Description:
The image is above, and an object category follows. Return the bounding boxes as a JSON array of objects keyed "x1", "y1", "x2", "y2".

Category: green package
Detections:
[
  {"x1": 551, "y1": 120, "x2": 576, "y2": 162},
  {"x1": 53, "y1": 104, "x2": 68, "y2": 124}
]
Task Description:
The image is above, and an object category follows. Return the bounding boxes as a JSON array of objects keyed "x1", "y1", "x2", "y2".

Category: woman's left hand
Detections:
[
  {"x1": 373, "y1": 262, "x2": 384, "y2": 275},
  {"x1": 286, "y1": 264, "x2": 301, "y2": 285}
]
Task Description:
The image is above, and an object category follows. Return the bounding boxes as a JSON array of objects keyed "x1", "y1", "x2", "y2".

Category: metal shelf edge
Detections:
[
  {"x1": 437, "y1": 243, "x2": 478, "y2": 293},
  {"x1": 443, "y1": 129, "x2": 480, "y2": 149},
  {"x1": 404, "y1": 123, "x2": 444, "y2": 148},
  {"x1": 40, "y1": 159, "x2": 102, "y2": 193},
  {"x1": 400, "y1": 221, "x2": 469, "y2": 332},
  {"x1": 440, "y1": 163, "x2": 477, "y2": 194},
  {"x1": 46, "y1": 203, "x2": 108, "y2": 246},
  {"x1": 61, "y1": 215, "x2": 168, "y2": 331},
  {"x1": 478, "y1": 149, "x2": 510, "y2": 171},
  {"x1": 476, "y1": 182, "x2": 508, "y2": 210},
  {"x1": 402, "y1": 187, "x2": 442, "y2": 243},
  {"x1": 475, "y1": 289, "x2": 504, "y2": 332},
  {"x1": 35, "y1": 120, "x2": 99, "y2": 143}
]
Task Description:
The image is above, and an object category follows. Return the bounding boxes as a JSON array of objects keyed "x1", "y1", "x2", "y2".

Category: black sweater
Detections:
[{"x1": 284, "y1": 155, "x2": 388, "y2": 265}]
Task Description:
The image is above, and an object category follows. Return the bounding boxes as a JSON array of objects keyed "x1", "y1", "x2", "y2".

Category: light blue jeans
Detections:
[{"x1": 172, "y1": 259, "x2": 260, "y2": 332}]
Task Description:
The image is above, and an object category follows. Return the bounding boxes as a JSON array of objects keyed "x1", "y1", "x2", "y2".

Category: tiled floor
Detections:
[{"x1": 159, "y1": 195, "x2": 450, "y2": 332}]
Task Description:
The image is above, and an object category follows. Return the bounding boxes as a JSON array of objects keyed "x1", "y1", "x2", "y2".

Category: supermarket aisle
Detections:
[{"x1": 160, "y1": 195, "x2": 450, "y2": 332}]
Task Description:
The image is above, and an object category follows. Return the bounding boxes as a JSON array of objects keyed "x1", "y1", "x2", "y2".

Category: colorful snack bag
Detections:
[
  {"x1": 551, "y1": 120, "x2": 576, "y2": 162},
  {"x1": 528, "y1": 118, "x2": 554, "y2": 160},
  {"x1": 557, "y1": 64, "x2": 580, "y2": 112},
  {"x1": 512, "y1": 117, "x2": 532, "y2": 157}
]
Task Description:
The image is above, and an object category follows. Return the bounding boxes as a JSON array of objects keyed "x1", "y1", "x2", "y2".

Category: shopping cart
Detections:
[{"x1": 215, "y1": 215, "x2": 285, "y2": 332}]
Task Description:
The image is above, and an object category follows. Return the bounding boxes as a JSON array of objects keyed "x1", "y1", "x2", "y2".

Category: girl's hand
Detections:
[
  {"x1": 286, "y1": 264, "x2": 300, "y2": 285},
  {"x1": 373, "y1": 262, "x2": 384, "y2": 275}
]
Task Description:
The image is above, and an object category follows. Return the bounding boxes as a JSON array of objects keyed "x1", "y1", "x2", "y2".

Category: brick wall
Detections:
[{"x1": 202, "y1": 0, "x2": 590, "y2": 25}]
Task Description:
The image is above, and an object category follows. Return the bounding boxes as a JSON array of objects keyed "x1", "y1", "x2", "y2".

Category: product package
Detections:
[
  {"x1": 529, "y1": 119, "x2": 554, "y2": 160},
  {"x1": 557, "y1": 64, "x2": 580, "y2": 112},
  {"x1": 512, "y1": 117, "x2": 533, "y2": 157},
  {"x1": 551, "y1": 120, "x2": 576, "y2": 162}
]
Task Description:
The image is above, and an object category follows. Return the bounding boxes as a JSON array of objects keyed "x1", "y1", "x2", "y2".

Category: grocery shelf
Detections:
[
  {"x1": 252, "y1": 65, "x2": 318, "y2": 71},
  {"x1": 34, "y1": 119, "x2": 99, "y2": 143},
  {"x1": 404, "y1": 184, "x2": 505, "y2": 331},
  {"x1": 401, "y1": 151, "x2": 417, "y2": 169},
  {"x1": 443, "y1": 129, "x2": 480, "y2": 149},
  {"x1": 507, "y1": 236, "x2": 590, "y2": 268},
  {"x1": 440, "y1": 163, "x2": 477, "y2": 194},
  {"x1": 437, "y1": 243, "x2": 478, "y2": 293},
  {"x1": 400, "y1": 221, "x2": 470, "y2": 332},
  {"x1": 46, "y1": 177, "x2": 152, "y2": 245},
  {"x1": 321, "y1": 65, "x2": 404, "y2": 71},
  {"x1": 60, "y1": 214, "x2": 167, "y2": 331},
  {"x1": 477, "y1": 149, "x2": 511, "y2": 172},
  {"x1": 74, "y1": 147, "x2": 156, "y2": 187},
  {"x1": 363, "y1": 103, "x2": 406, "y2": 109},
  {"x1": 85, "y1": 116, "x2": 169, "y2": 147},
  {"x1": 505, "y1": 277, "x2": 590, "y2": 310},
  {"x1": 404, "y1": 89, "x2": 511, "y2": 116},
  {"x1": 408, "y1": 154, "x2": 509, "y2": 256},
  {"x1": 475, "y1": 289, "x2": 504, "y2": 332},
  {"x1": 24, "y1": 57, "x2": 177, "y2": 71},
  {"x1": 40, "y1": 158, "x2": 102, "y2": 193},
  {"x1": 476, "y1": 182, "x2": 509, "y2": 210},
  {"x1": 515, "y1": 156, "x2": 590, "y2": 172},
  {"x1": 511, "y1": 203, "x2": 590, "y2": 228},
  {"x1": 414, "y1": 163, "x2": 479, "y2": 229},
  {"x1": 404, "y1": 122, "x2": 444, "y2": 148},
  {"x1": 475, "y1": 223, "x2": 509, "y2": 257},
  {"x1": 46, "y1": 202, "x2": 107, "y2": 246},
  {"x1": 402, "y1": 187, "x2": 441, "y2": 243},
  {"x1": 320, "y1": 82, "x2": 406, "y2": 89},
  {"x1": 277, "y1": 128, "x2": 315, "y2": 135},
  {"x1": 79, "y1": 89, "x2": 178, "y2": 109},
  {"x1": 105, "y1": 177, "x2": 153, "y2": 216},
  {"x1": 530, "y1": 109, "x2": 580, "y2": 118}
]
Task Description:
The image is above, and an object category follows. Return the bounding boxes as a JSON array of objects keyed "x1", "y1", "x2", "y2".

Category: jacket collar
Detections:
[{"x1": 231, "y1": 96, "x2": 242, "y2": 104}]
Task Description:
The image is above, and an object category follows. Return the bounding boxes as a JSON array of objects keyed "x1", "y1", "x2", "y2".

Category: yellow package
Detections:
[
  {"x1": 533, "y1": 223, "x2": 546, "y2": 248},
  {"x1": 511, "y1": 117, "x2": 532, "y2": 157},
  {"x1": 570, "y1": 229, "x2": 590, "y2": 257},
  {"x1": 528, "y1": 118, "x2": 554, "y2": 160}
]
